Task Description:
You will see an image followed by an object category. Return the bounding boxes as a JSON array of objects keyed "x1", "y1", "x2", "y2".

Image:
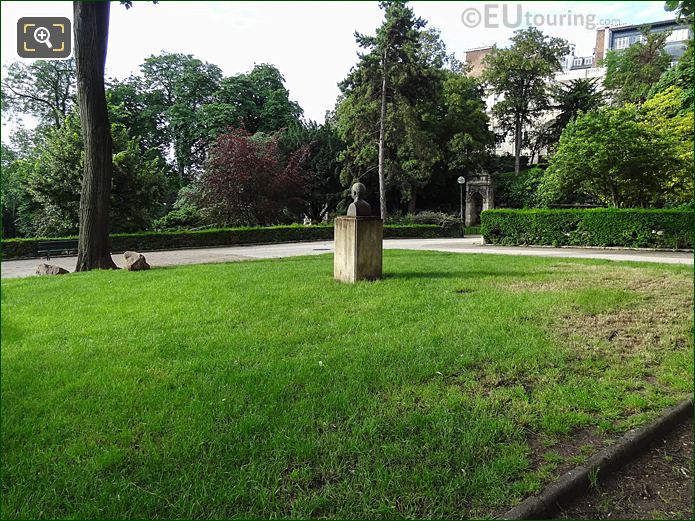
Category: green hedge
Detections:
[
  {"x1": 481, "y1": 209, "x2": 693, "y2": 249},
  {"x1": 1, "y1": 223, "x2": 466, "y2": 260}
]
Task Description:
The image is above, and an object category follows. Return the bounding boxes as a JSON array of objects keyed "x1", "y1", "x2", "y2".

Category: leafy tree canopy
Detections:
[
  {"x1": 336, "y1": 1, "x2": 484, "y2": 213},
  {"x1": 602, "y1": 28, "x2": 671, "y2": 104},
  {"x1": 482, "y1": 27, "x2": 568, "y2": 173},
  {"x1": 5, "y1": 110, "x2": 175, "y2": 237},
  {"x1": 543, "y1": 91, "x2": 693, "y2": 208},
  {"x1": 648, "y1": 38, "x2": 693, "y2": 111},
  {"x1": 1, "y1": 59, "x2": 76, "y2": 129},
  {"x1": 665, "y1": 0, "x2": 694, "y2": 23}
]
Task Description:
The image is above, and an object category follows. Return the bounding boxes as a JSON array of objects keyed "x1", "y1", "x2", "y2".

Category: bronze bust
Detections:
[{"x1": 347, "y1": 182, "x2": 371, "y2": 217}]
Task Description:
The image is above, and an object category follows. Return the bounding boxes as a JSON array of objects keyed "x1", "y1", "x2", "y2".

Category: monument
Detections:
[
  {"x1": 465, "y1": 172, "x2": 494, "y2": 227},
  {"x1": 334, "y1": 183, "x2": 383, "y2": 283}
]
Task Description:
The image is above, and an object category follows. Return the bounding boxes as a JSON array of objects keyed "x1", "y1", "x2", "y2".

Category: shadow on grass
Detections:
[{"x1": 384, "y1": 269, "x2": 555, "y2": 280}]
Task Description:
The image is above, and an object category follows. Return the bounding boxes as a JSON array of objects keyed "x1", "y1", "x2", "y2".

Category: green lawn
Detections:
[{"x1": 2, "y1": 251, "x2": 692, "y2": 519}]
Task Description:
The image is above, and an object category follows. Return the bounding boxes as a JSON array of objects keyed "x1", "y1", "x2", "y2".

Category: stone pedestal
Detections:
[{"x1": 334, "y1": 216, "x2": 383, "y2": 283}]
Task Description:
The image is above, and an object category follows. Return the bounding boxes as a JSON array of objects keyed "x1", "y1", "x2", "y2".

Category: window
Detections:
[
  {"x1": 573, "y1": 58, "x2": 583, "y2": 66},
  {"x1": 667, "y1": 28, "x2": 689, "y2": 42},
  {"x1": 584, "y1": 57, "x2": 593, "y2": 65},
  {"x1": 614, "y1": 36, "x2": 629, "y2": 49}
]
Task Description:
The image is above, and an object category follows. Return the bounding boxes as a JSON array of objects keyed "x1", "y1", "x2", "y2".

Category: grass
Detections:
[{"x1": 1, "y1": 251, "x2": 692, "y2": 519}]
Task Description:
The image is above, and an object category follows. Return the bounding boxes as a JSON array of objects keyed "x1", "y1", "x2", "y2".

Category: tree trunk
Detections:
[
  {"x1": 377, "y1": 50, "x2": 388, "y2": 221},
  {"x1": 514, "y1": 114, "x2": 522, "y2": 175},
  {"x1": 177, "y1": 158, "x2": 185, "y2": 183},
  {"x1": 610, "y1": 185, "x2": 620, "y2": 208},
  {"x1": 74, "y1": 1, "x2": 117, "y2": 271},
  {"x1": 407, "y1": 187, "x2": 417, "y2": 214}
]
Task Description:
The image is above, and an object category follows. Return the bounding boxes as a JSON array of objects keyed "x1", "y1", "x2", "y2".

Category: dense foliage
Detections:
[
  {"x1": 1, "y1": 1, "x2": 693, "y2": 241},
  {"x1": 493, "y1": 167, "x2": 549, "y2": 209},
  {"x1": 548, "y1": 78, "x2": 604, "y2": 145},
  {"x1": 279, "y1": 122, "x2": 345, "y2": 224},
  {"x1": 2, "y1": 113, "x2": 174, "y2": 237},
  {"x1": 602, "y1": 29, "x2": 672, "y2": 104},
  {"x1": 543, "y1": 86, "x2": 693, "y2": 208},
  {"x1": 648, "y1": 38, "x2": 693, "y2": 110},
  {"x1": 110, "y1": 56, "x2": 303, "y2": 181},
  {"x1": 199, "y1": 130, "x2": 306, "y2": 227},
  {"x1": 519, "y1": 32, "x2": 693, "y2": 211},
  {"x1": 336, "y1": 1, "x2": 493, "y2": 215},
  {"x1": 1, "y1": 55, "x2": 307, "y2": 238},
  {"x1": 1, "y1": 59, "x2": 76, "y2": 129},
  {"x1": 481, "y1": 208, "x2": 693, "y2": 249}
]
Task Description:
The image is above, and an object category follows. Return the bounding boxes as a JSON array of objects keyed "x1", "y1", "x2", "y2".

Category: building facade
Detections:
[{"x1": 595, "y1": 19, "x2": 691, "y2": 65}]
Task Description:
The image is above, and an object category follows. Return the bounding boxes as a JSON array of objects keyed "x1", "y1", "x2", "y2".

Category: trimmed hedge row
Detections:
[
  {"x1": 1, "y1": 223, "x2": 466, "y2": 260},
  {"x1": 481, "y1": 208, "x2": 693, "y2": 249}
]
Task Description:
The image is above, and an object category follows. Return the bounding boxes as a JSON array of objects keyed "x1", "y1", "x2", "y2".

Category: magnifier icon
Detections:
[{"x1": 33, "y1": 26, "x2": 53, "y2": 49}]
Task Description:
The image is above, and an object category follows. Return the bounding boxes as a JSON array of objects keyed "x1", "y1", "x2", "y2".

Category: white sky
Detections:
[{"x1": 1, "y1": 1, "x2": 672, "y2": 126}]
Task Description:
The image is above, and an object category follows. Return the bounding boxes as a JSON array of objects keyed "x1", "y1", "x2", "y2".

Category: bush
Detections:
[
  {"x1": 152, "y1": 206, "x2": 204, "y2": 231},
  {"x1": 481, "y1": 208, "x2": 693, "y2": 249},
  {"x1": 1, "y1": 223, "x2": 465, "y2": 260},
  {"x1": 389, "y1": 211, "x2": 460, "y2": 227},
  {"x1": 493, "y1": 167, "x2": 557, "y2": 209}
]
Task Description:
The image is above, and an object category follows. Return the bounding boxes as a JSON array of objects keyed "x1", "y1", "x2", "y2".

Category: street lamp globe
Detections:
[{"x1": 457, "y1": 176, "x2": 466, "y2": 224}]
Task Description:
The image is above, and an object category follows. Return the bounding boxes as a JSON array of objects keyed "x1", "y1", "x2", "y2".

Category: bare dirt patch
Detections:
[
  {"x1": 531, "y1": 427, "x2": 611, "y2": 475},
  {"x1": 552, "y1": 418, "x2": 694, "y2": 520}
]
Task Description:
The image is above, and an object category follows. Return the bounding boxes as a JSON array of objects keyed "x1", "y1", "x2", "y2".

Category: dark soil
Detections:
[{"x1": 552, "y1": 418, "x2": 693, "y2": 520}]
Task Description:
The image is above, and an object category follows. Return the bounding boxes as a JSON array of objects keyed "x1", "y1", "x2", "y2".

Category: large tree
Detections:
[
  {"x1": 602, "y1": 28, "x2": 671, "y2": 105},
  {"x1": 345, "y1": 0, "x2": 428, "y2": 219},
  {"x1": 211, "y1": 64, "x2": 303, "y2": 135},
  {"x1": 280, "y1": 122, "x2": 344, "y2": 224},
  {"x1": 108, "y1": 61, "x2": 301, "y2": 183},
  {"x1": 417, "y1": 71, "x2": 494, "y2": 211},
  {"x1": 140, "y1": 52, "x2": 222, "y2": 180},
  {"x1": 73, "y1": 1, "x2": 117, "y2": 271},
  {"x1": 200, "y1": 130, "x2": 305, "y2": 227},
  {"x1": 338, "y1": 3, "x2": 456, "y2": 217},
  {"x1": 107, "y1": 74, "x2": 168, "y2": 154},
  {"x1": 8, "y1": 111, "x2": 173, "y2": 237},
  {"x1": 1, "y1": 59, "x2": 76, "y2": 129},
  {"x1": 483, "y1": 27, "x2": 568, "y2": 174}
]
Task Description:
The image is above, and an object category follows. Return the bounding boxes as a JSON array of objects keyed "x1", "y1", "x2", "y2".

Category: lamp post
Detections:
[{"x1": 457, "y1": 176, "x2": 466, "y2": 225}]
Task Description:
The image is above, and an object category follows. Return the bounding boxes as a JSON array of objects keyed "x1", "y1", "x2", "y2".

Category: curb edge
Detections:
[{"x1": 500, "y1": 398, "x2": 694, "y2": 520}]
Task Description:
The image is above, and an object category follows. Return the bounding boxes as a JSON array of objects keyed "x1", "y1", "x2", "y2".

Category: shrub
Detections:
[
  {"x1": 493, "y1": 167, "x2": 550, "y2": 209},
  {"x1": 481, "y1": 208, "x2": 693, "y2": 249},
  {"x1": 390, "y1": 211, "x2": 461, "y2": 228},
  {"x1": 1, "y1": 224, "x2": 465, "y2": 260},
  {"x1": 152, "y1": 206, "x2": 205, "y2": 231}
]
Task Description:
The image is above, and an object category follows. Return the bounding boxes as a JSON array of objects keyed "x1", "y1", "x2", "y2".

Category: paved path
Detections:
[{"x1": 2, "y1": 237, "x2": 692, "y2": 279}]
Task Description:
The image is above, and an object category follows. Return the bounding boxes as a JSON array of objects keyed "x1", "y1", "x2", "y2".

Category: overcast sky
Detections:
[{"x1": 1, "y1": 1, "x2": 672, "y2": 125}]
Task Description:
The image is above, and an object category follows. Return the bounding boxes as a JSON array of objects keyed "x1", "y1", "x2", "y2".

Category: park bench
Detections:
[{"x1": 37, "y1": 239, "x2": 78, "y2": 260}]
